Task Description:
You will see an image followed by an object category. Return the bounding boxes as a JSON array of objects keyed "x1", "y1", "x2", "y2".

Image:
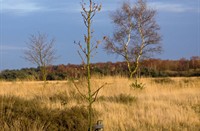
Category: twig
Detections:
[
  {"x1": 91, "y1": 83, "x2": 108, "y2": 103},
  {"x1": 72, "y1": 80, "x2": 88, "y2": 100}
]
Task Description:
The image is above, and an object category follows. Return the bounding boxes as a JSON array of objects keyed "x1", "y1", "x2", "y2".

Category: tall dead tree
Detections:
[
  {"x1": 73, "y1": 0, "x2": 106, "y2": 130},
  {"x1": 104, "y1": 0, "x2": 161, "y2": 78},
  {"x1": 24, "y1": 33, "x2": 56, "y2": 82}
]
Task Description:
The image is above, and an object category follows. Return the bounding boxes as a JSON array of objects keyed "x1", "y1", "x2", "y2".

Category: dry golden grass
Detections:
[{"x1": 0, "y1": 77, "x2": 200, "y2": 130}]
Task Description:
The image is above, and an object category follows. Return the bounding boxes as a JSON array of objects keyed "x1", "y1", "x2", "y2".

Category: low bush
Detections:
[
  {"x1": 49, "y1": 92, "x2": 69, "y2": 105},
  {"x1": 0, "y1": 96, "x2": 95, "y2": 131}
]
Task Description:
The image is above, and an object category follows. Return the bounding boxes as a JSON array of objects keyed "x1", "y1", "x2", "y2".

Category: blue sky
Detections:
[{"x1": 0, "y1": 0, "x2": 200, "y2": 70}]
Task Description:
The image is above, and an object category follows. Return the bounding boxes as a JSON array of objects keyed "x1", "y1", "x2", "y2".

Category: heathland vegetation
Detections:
[
  {"x1": 0, "y1": 77, "x2": 200, "y2": 130},
  {"x1": 1, "y1": 0, "x2": 200, "y2": 130}
]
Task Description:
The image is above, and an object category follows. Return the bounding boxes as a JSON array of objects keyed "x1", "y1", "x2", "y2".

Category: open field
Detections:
[{"x1": 0, "y1": 77, "x2": 200, "y2": 130}]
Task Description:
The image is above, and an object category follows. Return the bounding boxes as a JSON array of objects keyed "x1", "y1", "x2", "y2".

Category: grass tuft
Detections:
[
  {"x1": 99, "y1": 94, "x2": 137, "y2": 104},
  {"x1": 153, "y1": 77, "x2": 175, "y2": 84}
]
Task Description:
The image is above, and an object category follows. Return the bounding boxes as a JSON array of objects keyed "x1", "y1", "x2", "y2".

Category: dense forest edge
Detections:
[{"x1": 1, "y1": 57, "x2": 200, "y2": 81}]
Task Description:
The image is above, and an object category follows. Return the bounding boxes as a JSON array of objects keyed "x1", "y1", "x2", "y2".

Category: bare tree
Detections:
[
  {"x1": 24, "y1": 33, "x2": 56, "y2": 82},
  {"x1": 104, "y1": 0, "x2": 161, "y2": 78},
  {"x1": 73, "y1": 0, "x2": 106, "y2": 130}
]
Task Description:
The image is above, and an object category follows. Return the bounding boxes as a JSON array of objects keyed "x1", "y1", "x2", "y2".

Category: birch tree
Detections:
[{"x1": 104, "y1": 0, "x2": 161, "y2": 78}]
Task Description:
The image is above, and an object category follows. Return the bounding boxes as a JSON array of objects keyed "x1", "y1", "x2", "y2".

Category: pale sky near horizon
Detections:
[{"x1": 0, "y1": 0, "x2": 200, "y2": 70}]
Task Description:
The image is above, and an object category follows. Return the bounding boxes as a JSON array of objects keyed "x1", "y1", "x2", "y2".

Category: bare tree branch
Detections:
[
  {"x1": 72, "y1": 80, "x2": 88, "y2": 100},
  {"x1": 91, "y1": 83, "x2": 107, "y2": 103}
]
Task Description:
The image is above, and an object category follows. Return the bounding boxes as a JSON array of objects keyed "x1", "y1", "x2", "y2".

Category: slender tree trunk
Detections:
[
  {"x1": 87, "y1": 1, "x2": 92, "y2": 130},
  {"x1": 41, "y1": 66, "x2": 47, "y2": 87},
  {"x1": 130, "y1": 57, "x2": 140, "y2": 78},
  {"x1": 126, "y1": 58, "x2": 133, "y2": 78},
  {"x1": 129, "y1": 15, "x2": 145, "y2": 79},
  {"x1": 77, "y1": 1, "x2": 103, "y2": 130},
  {"x1": 124, "y1": 22, "x2": 133, "y2": 79}
]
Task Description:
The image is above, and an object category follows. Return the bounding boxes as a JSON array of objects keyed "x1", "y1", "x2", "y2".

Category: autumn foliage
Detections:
[{"x1": 0, "y1": 57, "x2": 200, "y2": 81}]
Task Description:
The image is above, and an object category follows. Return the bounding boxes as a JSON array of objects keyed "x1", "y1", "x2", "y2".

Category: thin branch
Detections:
[
  {"x1": 91, "y1": 83, "x2": 108, "y2": 103},
  {"x1": 78, "y1": 50, "x2": 86, "y2": 65},
  {"x1": 90, "y1": 40, "x2": 100, "y2": 53},
  {"x1": 79, "y1": 42, "x2": 87, "y2": 56},
  {"x1": 72, "y1": 80, "x2": 88, "y2": 100},
  {"x1": 90, "y1": 12, "x2": 96, "y2": 21}
]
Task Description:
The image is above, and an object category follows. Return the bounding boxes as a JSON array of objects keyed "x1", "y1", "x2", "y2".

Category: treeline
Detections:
[{"x1": 0, "y1": 57, "x2": 200, "y2": 81}]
